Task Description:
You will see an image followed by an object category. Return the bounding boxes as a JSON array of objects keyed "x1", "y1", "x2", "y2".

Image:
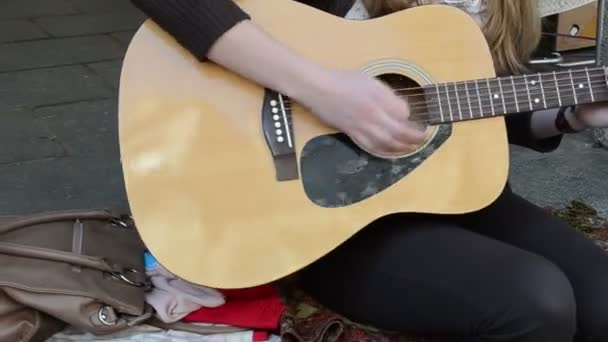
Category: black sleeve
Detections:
[
  {"x1": 130, "y1": 0, "x2": 251, "y2": 60},
  {"x1": 505, "y1": 112, "x2": 563, "y2": 153}
]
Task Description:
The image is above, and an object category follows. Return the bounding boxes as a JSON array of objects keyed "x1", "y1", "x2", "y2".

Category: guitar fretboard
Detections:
[{"x1": 422, "y1": 67, "x2": 608, "y2": 124}]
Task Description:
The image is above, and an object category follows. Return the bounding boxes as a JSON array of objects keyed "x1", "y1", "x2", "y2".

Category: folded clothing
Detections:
[
  {"x1": 184, "y1": 284, "x2": 286, "y2": 331},
  {"x1": 46, "y1": 324, "x2": 281, "y2": 342},
  {"x1": 145, "y1": 253, "x2": 226, "y2": 323}
]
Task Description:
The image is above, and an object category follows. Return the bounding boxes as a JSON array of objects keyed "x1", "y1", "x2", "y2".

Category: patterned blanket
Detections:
[{"x1": 278, "y1": 200, "x2": 608, "y2": 342}]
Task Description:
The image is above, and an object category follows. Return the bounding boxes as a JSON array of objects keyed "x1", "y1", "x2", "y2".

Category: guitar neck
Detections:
[{"x1": 422, "y1": 66, "x2": 608, "y2": 124}]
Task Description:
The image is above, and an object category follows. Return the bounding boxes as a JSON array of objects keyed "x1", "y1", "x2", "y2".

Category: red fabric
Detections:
[
  {"x1": 183, "y1": 284, "x2": 285, "y2": 330},
  {"x1": 253, "y1": 331, "x2": 269, "y2": 341}
]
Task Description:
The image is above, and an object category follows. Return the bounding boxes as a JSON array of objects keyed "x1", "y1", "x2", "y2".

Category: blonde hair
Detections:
[{"x1": 362, "y1": 0, "x2": 542, "y2": 75}]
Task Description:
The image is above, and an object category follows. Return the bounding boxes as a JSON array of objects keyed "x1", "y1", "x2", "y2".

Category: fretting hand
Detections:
[{"x1": 574, "y1": 103, "x2": 608, "y2": 128}]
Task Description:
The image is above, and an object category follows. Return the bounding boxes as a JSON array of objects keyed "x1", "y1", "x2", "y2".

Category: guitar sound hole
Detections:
[
  {"x1": 298, "y1": 72, "x2": 451, "y2": 208},
  {"x1": 377, "y1": 73, "x2": 431, "y2": 134}
]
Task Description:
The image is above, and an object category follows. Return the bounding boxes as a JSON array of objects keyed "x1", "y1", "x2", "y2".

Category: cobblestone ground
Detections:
[{"x1": 0, "y1": 0, "x2": 606, "y2": 216}]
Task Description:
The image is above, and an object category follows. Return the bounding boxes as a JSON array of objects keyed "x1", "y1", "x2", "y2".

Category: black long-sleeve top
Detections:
[{"x1": 129, "y1": 0, "x2": 563, "y2": 153}]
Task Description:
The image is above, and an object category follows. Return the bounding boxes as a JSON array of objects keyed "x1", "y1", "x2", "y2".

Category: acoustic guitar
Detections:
[{"x1": 118, "y1": 0, "x2": 607, "y2": 288}]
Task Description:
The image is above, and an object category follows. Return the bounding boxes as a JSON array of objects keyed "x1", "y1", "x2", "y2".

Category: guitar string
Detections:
[
  {"x1": 276, "y1": 68, "x2": 608, "y2": 109},
  {"x1": 281, "y1": 75, "x2": 608, "y2": 109},
  {"x1": 275, "y1": 88, "x2": 608, "y2": 125},
  {"x1": 394, "y1": 72, "x2": 608, "y2": 98},
  {"x1": 280, "y1": 89, "x2": 608, "y2": 123},
  {"x1": 390, "y1": 70, "x2": 606, "y2": 93},
  {"x1": 281, "y1": 78, "x2": 608, "y2": 112},
  {"x1": 401, "y1": 78, "x2": 608, "y2": 111},
  {"x1": 382, "y1": 67, "x2": 605, "y2": 93},
  {"x1": 403, "y1": 88, "x2": 608, "y2": 125},
  {"x1": 279, "y1": 70, "x2": 607, "y2": 104},
  {"x1": 279, "y1": 79, "x2": 608, "y2": 120},
  {"x1": 403, "y1": 78, "x2": 608, "y2": 111},
  {"x1": 273, "y1": 65, "x2": 607, "y2": 122},
  {"x1": 405, "y1": 88, "x2": 608, "y2": 124},
  {"x1": 397, "y1": 74, "x2": 607, "y2": 99}
]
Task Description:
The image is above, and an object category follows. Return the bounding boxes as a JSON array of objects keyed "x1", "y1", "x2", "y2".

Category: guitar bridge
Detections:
[{"x1": 262, "y1": 88, "x2": 299, "y2": 181}]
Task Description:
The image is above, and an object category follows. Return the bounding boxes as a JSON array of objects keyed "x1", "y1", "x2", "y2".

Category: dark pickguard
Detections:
[{"x1": 300, "y1": 124, "x2": 452, "y2": 207}]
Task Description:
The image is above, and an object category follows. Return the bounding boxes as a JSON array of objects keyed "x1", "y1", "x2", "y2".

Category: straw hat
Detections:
[{"x1": 539, "y1": 0, "x2": 597, "y2": 17}]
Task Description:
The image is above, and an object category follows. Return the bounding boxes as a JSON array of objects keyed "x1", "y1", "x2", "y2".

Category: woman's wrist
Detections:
[
  {"x1": 281, "y1": 62, "x2": 334, "y2": 105},
  {"x1": 206, "y1": 20, "x2": 334, "y2": 108},
  {"x1": 530, "y1": 106, "x2": 587, "y2": 139},
  {"x1": 557, "y1": 105, "x2": 587, "y2": 133}
]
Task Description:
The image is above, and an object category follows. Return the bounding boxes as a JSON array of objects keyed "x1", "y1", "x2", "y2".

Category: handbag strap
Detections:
[
  {"x1": 0, "y1": 209, "x2": 124, "y2": 235},
  {"x1": 0, "y1": 241, "x2": 148, "y2": 288}
]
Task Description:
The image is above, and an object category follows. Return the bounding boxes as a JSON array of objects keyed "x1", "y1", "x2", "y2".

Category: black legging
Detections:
[{"x1": 298, "y1": 186, "x2": 608, "y2": 341}]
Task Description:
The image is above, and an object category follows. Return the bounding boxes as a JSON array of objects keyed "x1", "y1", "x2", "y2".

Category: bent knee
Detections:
[
  {"x1": 489, "y1": 256, "x2": 577, "y2": 340},
  {"x1": 577, "y1": 274, "x2": 608, "y2": 340},
  {"x1": 523, "y1": 265, "x2": 576, "y2": 329}
]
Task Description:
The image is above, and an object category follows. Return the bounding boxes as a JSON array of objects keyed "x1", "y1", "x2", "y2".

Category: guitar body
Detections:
[{"x1": 118, "y1": 0, "x2": 509, "y2": 288}]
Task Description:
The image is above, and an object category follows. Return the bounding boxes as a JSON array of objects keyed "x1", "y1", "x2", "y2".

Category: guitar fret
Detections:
[
  {"x1": 553, "y1": 71, "x2": 562, "y2": 106},
  {"x1": 541, "y1": 72, "x2": 559, "y2": 108},
  {"x1": 538, "y1": 73, "x2": 547, "y2": 108},
  {"x1": 585, "y1": 68, "x2": 595, "y2": 102},
  {"x1": 588, "y1": 67, "x2": 608, "y2": 103},
  {"x1": 557, "y1": 69, "x2": 577, "y2": 107},
  {"x1": 497, "y1": 78, "x2": 507, "y2": 114},
  {"x1": 424, "y1": 67, "x2": 608, "y2": 125},
  {"x1": 464, "y1": 81, "x2": 473, "y2": 118},
  {"x1": 444, "y1": 83, "x2": 454, "y2": 121},
  {"x1": 523, "y1": 74, "x2": 533, "y2": 110},
  {"x1": 573, "y1": 68, "x2": 594, "y2": 104},
  {"x1": 510, "y1": 76, "x2": 520, "y2": 112},
  {"x1": 486, "y1": 78, "x2": 495, "y2": 116},
  {"x1": 453, "y1": 82, "x2": 463, "y2": 120},
  {"x1": 569, "y1": 69, "x2": 578, "y2": 105},
  {"x1": 434, "y1": 83, "x2": 445, "y2": 122},
  {"x1": 475, "y1": 79, "x2": 483, "y2": 118}
]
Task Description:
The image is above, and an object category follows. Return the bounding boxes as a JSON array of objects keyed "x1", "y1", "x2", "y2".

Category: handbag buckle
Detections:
[{"x1": 98, "y1": 306, "x2": 118, "y2": 326}]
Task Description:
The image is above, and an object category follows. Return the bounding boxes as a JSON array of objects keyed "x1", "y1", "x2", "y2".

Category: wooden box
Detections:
[{"x1": 555, "y1": 1, "x2": 598, "y2": 51}]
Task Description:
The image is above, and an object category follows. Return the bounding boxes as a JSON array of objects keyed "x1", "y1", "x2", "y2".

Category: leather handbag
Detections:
[{"x1": 0, "y1": 209, "x2": 153, "y2": 342}]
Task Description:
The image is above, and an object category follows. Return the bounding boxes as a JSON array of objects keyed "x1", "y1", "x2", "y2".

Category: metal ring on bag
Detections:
[
  {"x1": 111, "y1": 268, "x2": 148, "y2": 288},
  {"x1": 98, "y1": 306, "x2": 117, "y2": 326},
  {"x1": 110, "y1": 218, "x2": 129, "y2": 228}
]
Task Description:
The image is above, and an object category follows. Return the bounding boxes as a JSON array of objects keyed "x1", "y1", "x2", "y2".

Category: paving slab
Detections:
[
  {"x1": 111, "y1": 30, "x2": 137, "y2": 48},
  {"x1": 0, "y1": 65, "x2": 114, "y2": 108},
  {"x1": 34, "y1": 11, "x2": 146, "y2": 37},
  {"x1": 0, "y1": 35, "x2": 125, "y2": 72},
  {"x1": 0, "y1": 156, "x2": 129, "y2": 215},
  {"x1": 0, "y1": 0, "x2": 77, "y2": 19},
  {"x1": 87, "y1": 60, "x2": 123, "y2": 90},
  {"x1": 35, "y1": 99, "x2": 120, "y2": 158},
  {"x1": 0, "y1": 106, "x2": 64, "y2": 164},
  {"x1": 0, "y1": 20, "x2": 48, "y2": 43},
  {"x1": 67, "y1": 0, "x2": 141, "y2": 13},
  {"x1": 510, "y1": 132, "x2": 608, "y2": 217}
]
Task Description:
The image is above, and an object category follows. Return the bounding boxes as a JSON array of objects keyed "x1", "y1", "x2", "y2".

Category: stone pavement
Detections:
[
  {"x1": 0, "y1": 0, "x2": 607, "y2": 217},
  {"x1": 0, "y1": 0, "x2": 144, "y2": 214}
]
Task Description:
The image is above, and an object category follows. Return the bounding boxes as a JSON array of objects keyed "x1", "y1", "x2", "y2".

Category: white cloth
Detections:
[
  {"x1": 46, "y1": 324, "x2": 281, "y2": 342},
  {"x1": 345, "y1": 0, "x2": 487, "y2": 25},
  {"x1": 345, "y1": 0, "x2": 597, "y2": 22},
  {"x1": 144, "y1": 253, "x2": 226, "y2": 323}
]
